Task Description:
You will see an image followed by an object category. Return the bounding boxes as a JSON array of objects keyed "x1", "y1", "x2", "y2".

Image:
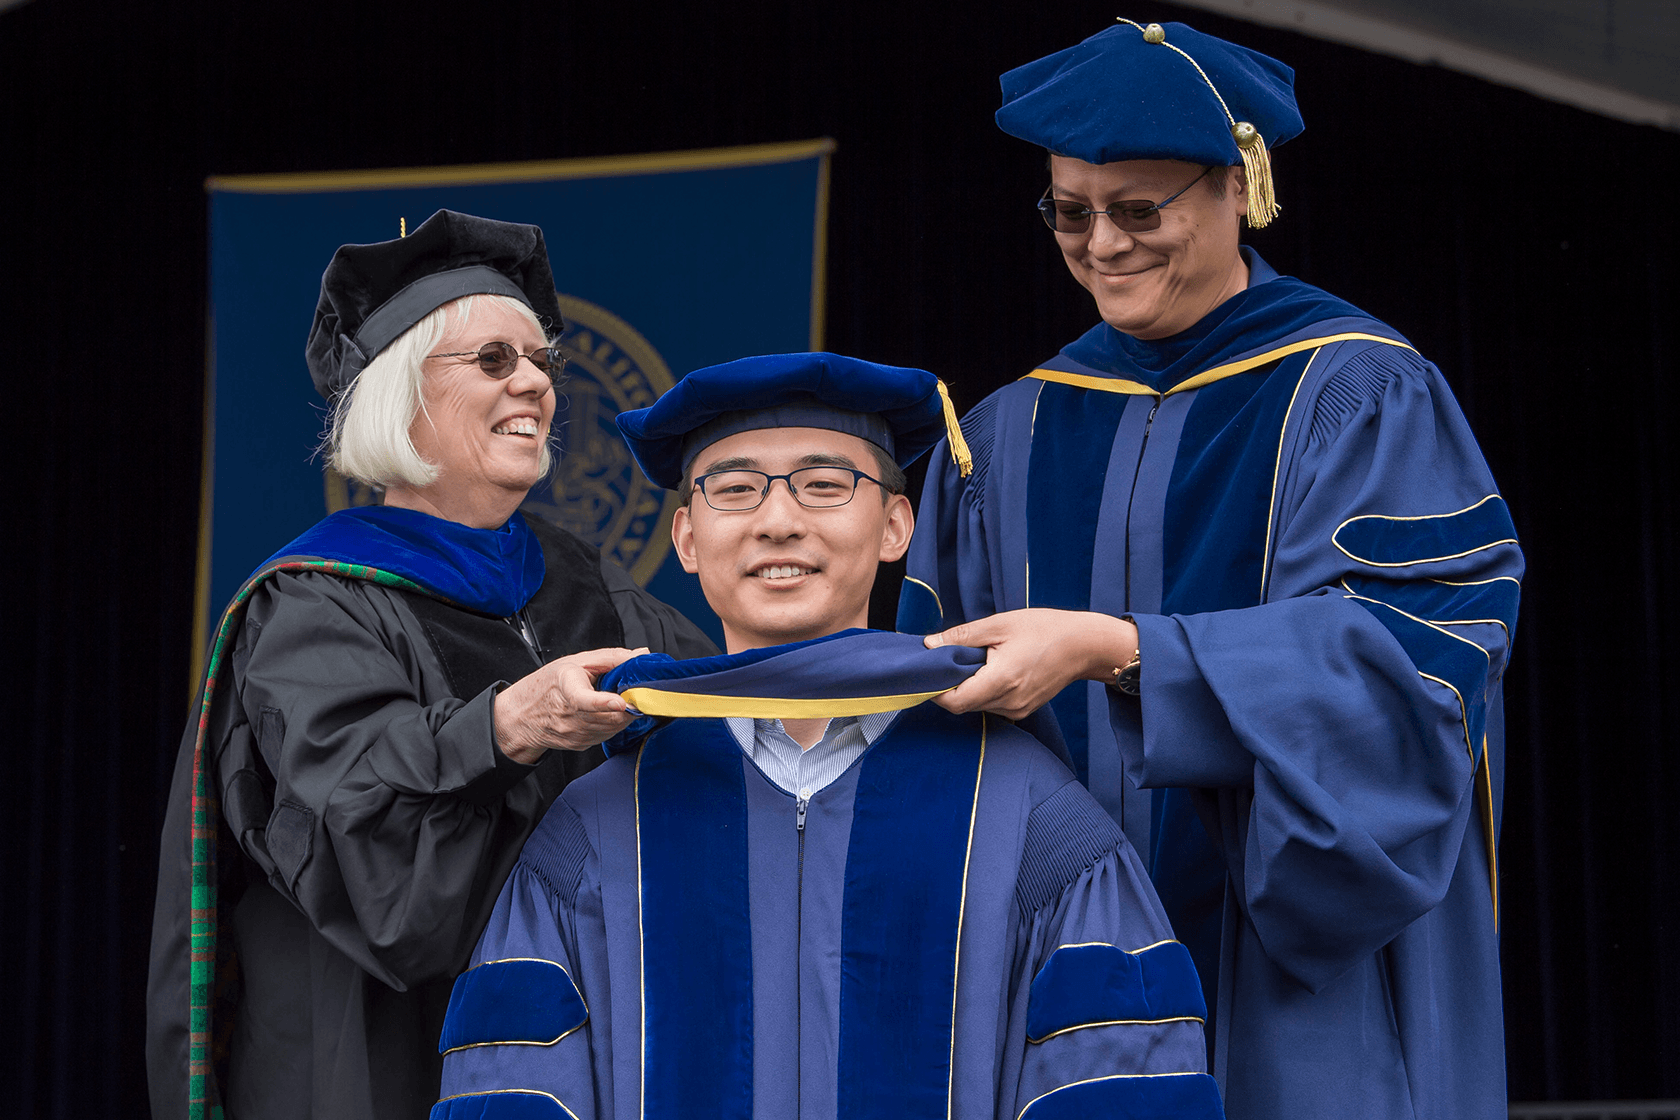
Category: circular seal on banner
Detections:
[{"x1": 521, "y1": 293, "x2": 680, "y2": 585}]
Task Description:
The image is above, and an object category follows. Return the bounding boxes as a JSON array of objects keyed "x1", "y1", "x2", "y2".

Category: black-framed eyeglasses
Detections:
[
  {"x1": 692, "y1": 466, "x2": 885, "y2": 512},
  {"x1": 427, "y1": 341, "x2": 568, "y2": 384},
  {"x1": 1037, "y1": 166, "x2": 1215, "y2": 234}
]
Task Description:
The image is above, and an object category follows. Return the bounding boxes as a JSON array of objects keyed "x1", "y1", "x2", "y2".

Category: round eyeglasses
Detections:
[
  {"x1": 1037, "y1": 165, "x2": 1215, "y2": 234},
  {"x1": 427, "y1": 341, "x2": 568, "y2": 384},
  {"x1": 693, "y1": 466, "x2": 885, "y2": 512}
]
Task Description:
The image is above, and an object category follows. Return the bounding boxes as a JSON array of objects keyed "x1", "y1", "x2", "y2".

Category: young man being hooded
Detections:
[{"x1": 430, "y1": 352, "x2": 1225, "y2": 1120}]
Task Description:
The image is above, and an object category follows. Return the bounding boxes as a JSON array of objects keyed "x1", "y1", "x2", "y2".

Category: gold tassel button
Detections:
[
  {"x1": 1143, "y1": 22, "x2": 1166, "y2": 43},
  {"x1": 935, "y1": 380, "x2": 974, "y2": 478},
  {"x1": 1232, "y1": 121, "x2": 1281, "y2": 229}
]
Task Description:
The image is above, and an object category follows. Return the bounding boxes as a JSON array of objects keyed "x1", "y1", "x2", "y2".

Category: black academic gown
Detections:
[{"x1": 146, "y1": 517, "x2": 715, "y2": 1120}]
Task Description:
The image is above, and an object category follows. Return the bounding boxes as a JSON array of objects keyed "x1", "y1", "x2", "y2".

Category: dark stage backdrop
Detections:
[{"x1": 2, "y1": 0, "x2": 1675, "y2": 1114}]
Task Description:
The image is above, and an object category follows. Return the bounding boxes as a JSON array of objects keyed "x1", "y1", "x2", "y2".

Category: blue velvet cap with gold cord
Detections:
[
  {"x1": 996, "y1": 18, "x2": 1303, "y2": 227},
  {"x1": 615, "y1": 351, "x2": 973, "y2": 488},
  {"x1": 599, "y1": 628, "x2": 982, "y2": 729}
]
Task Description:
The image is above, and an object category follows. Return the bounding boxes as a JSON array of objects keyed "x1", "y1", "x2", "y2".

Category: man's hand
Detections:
[
  {"x1": 494, "y1": 646, "x2": 649, "y2": 764},
  {"x1": 925, "y1": 609, "x2": 1138, "y2": 719}
]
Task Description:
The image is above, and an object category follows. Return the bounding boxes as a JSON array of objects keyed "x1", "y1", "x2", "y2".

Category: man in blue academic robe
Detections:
[
  {"x1": 431, "y1": 353, "x2": 1225, "y2": 1118},
  {"x1": 898, "y1": 20, "x2": 1521, "y2": 1120}
]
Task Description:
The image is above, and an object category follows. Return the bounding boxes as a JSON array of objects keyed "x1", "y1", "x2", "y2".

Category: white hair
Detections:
[{"x1": 325, "y1": 293, "x2": 554, "y2": 489}]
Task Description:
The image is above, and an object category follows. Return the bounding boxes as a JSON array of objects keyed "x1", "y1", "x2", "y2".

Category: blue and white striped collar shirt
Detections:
[{"x1": 725, "y1": 711, "x2": 899, "y2": 800}]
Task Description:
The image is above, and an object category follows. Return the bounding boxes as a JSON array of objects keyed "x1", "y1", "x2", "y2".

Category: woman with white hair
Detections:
[{"x1": 146, "y1": 210, "x2": 714, "y2": 1120}]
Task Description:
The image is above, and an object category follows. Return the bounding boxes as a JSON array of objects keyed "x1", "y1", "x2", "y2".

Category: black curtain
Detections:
[{"x1": 3, "y1": 0, "x2": 1674, "y2": 1114}]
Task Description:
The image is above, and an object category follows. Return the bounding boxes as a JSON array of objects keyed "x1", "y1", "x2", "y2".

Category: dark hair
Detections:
[
  {"x1": 680, "y1": 439, "x2": 907, "y2": 507},
  {"x1": 868, "y1": 444, "x2": 909, "y2": 497}
]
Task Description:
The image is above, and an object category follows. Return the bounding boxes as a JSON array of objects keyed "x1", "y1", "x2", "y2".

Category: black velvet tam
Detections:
[{"x1": 304, "y1": 209, "x2": 565, "y2": 399}]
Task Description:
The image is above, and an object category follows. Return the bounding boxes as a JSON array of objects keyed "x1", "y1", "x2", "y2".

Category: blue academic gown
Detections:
[
  {"x1": 899, "y1": 251, "x2": 1521, "y2": 1120},
  {"x1": 432, "y1": 636, "x2": 1224, "y2": 1120}
]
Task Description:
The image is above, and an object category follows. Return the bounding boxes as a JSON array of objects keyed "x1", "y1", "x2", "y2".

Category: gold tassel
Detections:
[
  {"x1": 399, "y1": 217, "x2": 407, "y2": 237},
  {"x1": 935, "y1": 380, "x2": 973, "y2": 478},
  {"x1": 1233, "y1": 122, "x2": 1280, "y2": 228},
  {"x1": 1131, "y1": 24, "x2": 1283, "y2": 229}
]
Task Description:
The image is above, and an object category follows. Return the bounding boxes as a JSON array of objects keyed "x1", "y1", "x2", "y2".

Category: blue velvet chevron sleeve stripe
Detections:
[
  {"x1": 1027, "y1": 942, "x2": 1206, "y2": 1042},
  {"x1": 440, "y1": 959, "x2": 588, "y2": 1053},
  {"x1": 1336, "y1": 566, "x2": 1520, "y2": 760},
  {"x1": 1340, "y1": 594, "x2": 1499, "y2": 755},
  {"x1": 1342, "y1": 574, "x2": 1520, "y2": 632},
  {"x1": 1333, "y1": 495, "x2": 1517, "y2": 568},
  {"x1": 1017, "y1": 1073, "x2": 1225, "y2": 1119},
  {"x1": 432, "y1": 1089, "x2": 579, "y2": 1119}
]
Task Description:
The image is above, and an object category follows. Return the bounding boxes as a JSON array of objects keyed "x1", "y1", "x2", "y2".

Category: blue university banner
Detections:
[{"x1": 199, "y1": 140, "x2": 834, "y2": 655}]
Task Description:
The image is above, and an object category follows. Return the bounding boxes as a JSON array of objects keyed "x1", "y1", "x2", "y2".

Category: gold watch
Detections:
[{"x1": 1111, "y1": 648, "x2": 1142, "y2": 696}]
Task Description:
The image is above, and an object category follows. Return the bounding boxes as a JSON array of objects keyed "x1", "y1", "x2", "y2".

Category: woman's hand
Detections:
[
  {"x1": 493, "y1": 646, "x2": 649, "y2": 764},
  {"x1": 925, "y1": 609, "x2": 1138, "y2": 720}
]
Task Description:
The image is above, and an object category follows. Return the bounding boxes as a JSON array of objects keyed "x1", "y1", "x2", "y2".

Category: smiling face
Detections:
[
  {"x1": 672, "y1": 427, "x2": 914, "y2": 653},
  {"x1": 392, "y1": 298, "x2": 555, "y2": 528},
  {"x1": 1048, "y1": 155, "x2": 1249, "y2": 340}
]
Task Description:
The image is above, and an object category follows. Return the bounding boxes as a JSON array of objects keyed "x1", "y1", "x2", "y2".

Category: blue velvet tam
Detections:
[
  {"x1": 997, "y1": 19, "x2": 1301, "y2": 224},
  {"x1": 615, "y1": 351, "x2": 963, "y2": 490},
  {"x1": 304, "y1": 209, "x2": 565, "y2": 400}
]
